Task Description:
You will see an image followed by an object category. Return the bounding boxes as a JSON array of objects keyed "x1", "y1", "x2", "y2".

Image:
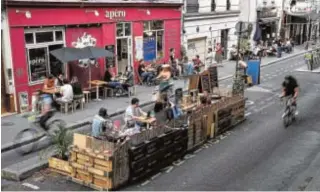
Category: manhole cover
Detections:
[{"x1": 1, "y1": 122, "x2": 14, "y2": 126}]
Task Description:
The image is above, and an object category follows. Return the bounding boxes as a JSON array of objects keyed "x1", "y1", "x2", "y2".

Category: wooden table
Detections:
[
  {"x1": 89, "y1": 80, "x2": 107, "y2": 101},
  {"x1": 42, "y1": 88, "x2": 59, "y2": 94},
  {"x1": 136, "y1": 116, "x2": 156, "y2": 129}
]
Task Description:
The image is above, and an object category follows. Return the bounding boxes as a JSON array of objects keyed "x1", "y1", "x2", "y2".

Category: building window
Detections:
[
  {"x1": 211, "y1": 0, "x2": 216, "y2": 11},
  {"x1": 186, "y1": 0, "x2": 199, "y2": 13},
  {"x1": 24, "y1": 28, "x2": 65, "y2": 84},
  {"x1": 116, "y1": 22, "x2": 131, "y2": 37},
  {"x1": 226, "y1": 0, "x2": 231, "y2": 10},
  {"x1": 143, "y1": 21, "x2": 164, "y2": 61}
]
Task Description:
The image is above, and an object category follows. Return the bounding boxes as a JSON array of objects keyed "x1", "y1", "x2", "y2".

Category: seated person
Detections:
[
  {"x1": 103, "y1": 67, "x2": 129, "y2": 92},
  {"x1": 124, "y1": 98, "x2": 147, "y2": 129},
  {"x1": 56, "y1": 79, "x2": 73, "y2": 103},
  {"x1": 70, "y1": 76, "x2": 83, "y2": 98},
  {"x1": 229, "y1": 45, "x2": 238, "y2": 60},
  {"x1": 54, "y1": 73, "x2": 64, "y2": 87},
  {"x1": 43, "y1": 74, "x2": 55, "y2": 89},
  {"x1": 92, "y1": 108, "x2": 114, "y2": 138},
  {"x1": 138, "y1": 59, "x2": 154, "y2": 84}
]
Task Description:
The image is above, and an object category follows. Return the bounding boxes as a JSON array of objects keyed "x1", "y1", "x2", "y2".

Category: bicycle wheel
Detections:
[
  {"x1": 13, "y1": 128, "x2": 42, "y2": 155},
  {"x1": 283, "y1": 109, "x2": 292, "y2": 128}
]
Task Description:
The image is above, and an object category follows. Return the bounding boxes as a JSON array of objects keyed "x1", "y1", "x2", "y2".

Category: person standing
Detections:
[
  {"x1": 205, "y1": 48, "x2": 216, "y2": 69},
  {"x1": 215, "y1": 43, "x2": 223, "y2": 67},
  {"x1": 182, "y1": 56, "x2": 194, "y2": 89}
]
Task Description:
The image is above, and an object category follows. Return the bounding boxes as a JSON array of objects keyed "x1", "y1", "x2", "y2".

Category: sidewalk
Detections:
[{"x1": 0, "y1": 45, "x2": 308, "y2": 149}]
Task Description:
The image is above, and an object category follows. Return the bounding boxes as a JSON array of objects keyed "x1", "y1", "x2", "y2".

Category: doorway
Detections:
[
  {"x1": 220, "y1": 29, "x2": 229, "y2": 60},
  {"x1": 117, "y1": 38, "x2": 132, "y2": 74},
  {"x1": 116, "y1": 22, "x2": 132, "y2": 75}
]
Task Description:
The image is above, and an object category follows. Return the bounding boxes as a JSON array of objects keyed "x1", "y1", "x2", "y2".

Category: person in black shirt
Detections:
[
  {"x1": 281, "y1": 75, "x2": 299, "y2": 114},
  {"x1": 70, "y1": 76, "x2": 83, "y2": 96},
  {"x1": 138, "y1": 59, "x2": 154, "y2": 84},
  {"x1": 103, "y1": 67, "x2": 129, "y2": 92}
]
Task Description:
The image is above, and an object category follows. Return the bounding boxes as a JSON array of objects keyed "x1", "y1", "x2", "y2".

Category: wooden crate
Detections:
[
  {"x1": 69, "y1": 134, "x2": 130, "y2": 190},
  {"x1": 49, "y1": 157, "x2": 73, "y2": 176}
]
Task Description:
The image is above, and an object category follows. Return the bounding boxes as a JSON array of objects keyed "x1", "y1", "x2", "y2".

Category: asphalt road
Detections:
[{"x1": 3, "y1": 56, "x2": 320, "y2": 191}]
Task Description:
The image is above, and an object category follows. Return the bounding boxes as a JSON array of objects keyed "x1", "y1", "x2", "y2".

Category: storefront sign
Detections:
[
  {"x1": 143, "y1": 37, "x2": 156, "y2": 61},
  {"x1": 105, "y1": 10, "x2": 126, "y2": 19},
  {"x1": 30, "y1": 57, "x2": 46, "y2": 66}
]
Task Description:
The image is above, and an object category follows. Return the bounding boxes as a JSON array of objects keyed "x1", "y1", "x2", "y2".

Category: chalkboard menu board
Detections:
[
  {"x1": 105, "y1": 45, "x2": 115, "y2": 68},
  {"x1": 188, "y1": 75, "x2": 200, "y2": 91},
  {"x1": 208, "y1": 66, "x2": 218, "y2": 90},
  {"x1": 201, "y1": 73, "x2": 211, "y2": 93}
]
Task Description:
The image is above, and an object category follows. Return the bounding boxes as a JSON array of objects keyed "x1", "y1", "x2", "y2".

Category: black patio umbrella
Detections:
[
  {"x1": 50, "y1": 47, "x2": 81, "y2": 63},
  {"x1": 78, "y1": 46, "x2": 113, "y2": 59}
]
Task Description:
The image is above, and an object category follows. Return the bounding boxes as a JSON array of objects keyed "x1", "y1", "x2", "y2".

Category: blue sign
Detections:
[
  {"x1": 143, "y1": 37, "x2": 156, "y2": 61},
  {"x1": 247, "y1": 60, "x2": 261, "y2": 85}
]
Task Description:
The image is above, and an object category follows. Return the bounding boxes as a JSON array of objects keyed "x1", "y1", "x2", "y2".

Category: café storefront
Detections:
[
  {"x1": 257, "y1": 7, "x2": 279, "y2": 43},
  {"x1": 6, "y1": 1, "x2": 182, "y2": 112}
]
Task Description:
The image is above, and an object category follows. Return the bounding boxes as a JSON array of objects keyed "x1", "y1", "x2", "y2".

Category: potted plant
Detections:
[{"x1": 40, "y1": 124, "x2": 73, "y2": 176}]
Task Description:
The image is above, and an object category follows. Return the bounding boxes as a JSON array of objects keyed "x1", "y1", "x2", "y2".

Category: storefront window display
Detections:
[
  {"x1": 143, "y1": 20, "x2": 164, "y2": 61},
  {"x1": 24, "y1": 28, "x2": 65, "y2": 84}
]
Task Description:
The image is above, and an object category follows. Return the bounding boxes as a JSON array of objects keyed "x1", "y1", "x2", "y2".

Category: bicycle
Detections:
[
  {"x1": 13, "y1": 110, "x2": 66, "y2": 155},
  {"x1": 280, "y1": 96, "x2": 297, "y2": 128}
]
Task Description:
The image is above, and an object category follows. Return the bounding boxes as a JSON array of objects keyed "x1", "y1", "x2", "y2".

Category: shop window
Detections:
[
  {"x1": 27, "y1": 47, "x2": 49, "y2": 82},
  {"x1": 117, "y1": 22, "x2": 131, "y2": 37},
  {"x1": 25, "y1": 33, "x2": 34, "y2": 44},
  {"x1": 55, "y1": 31, "x2": 63, "y2": 41},
  {"x1": 143, "y1": 21, "x2": 164, "y2": 61},
  {"x1": 35, "y1": 31, "x2": 54, "y2": 43},
  {"x1": 24, "y1": 28, "x2": 65, "y2": 84}
]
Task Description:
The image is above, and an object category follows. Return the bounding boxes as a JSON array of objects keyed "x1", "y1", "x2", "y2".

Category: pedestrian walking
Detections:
[{"x1": 215, "y1": 43, "x2": 223, "y2": 67}]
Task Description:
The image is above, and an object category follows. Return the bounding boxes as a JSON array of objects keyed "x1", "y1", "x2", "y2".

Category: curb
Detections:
[{"x1": 1, "y1": 50, "x2": 308, "y2": 153}]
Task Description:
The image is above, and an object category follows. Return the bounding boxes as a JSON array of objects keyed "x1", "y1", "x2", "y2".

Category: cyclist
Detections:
[
  {"x1": 37, "y1": 90, "x2": 54, "y2": 130},
  {"x1": 281, "y1": 75, "x2": 299, "y2": 115}
]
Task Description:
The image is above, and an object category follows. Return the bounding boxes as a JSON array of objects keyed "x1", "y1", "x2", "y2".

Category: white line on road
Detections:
[
  {"x1": 22, "y1": 183, "x2": 39, "y2": 190},
  {"x1": 245, "y1": 112, "x2": 252, "y2": 117}
]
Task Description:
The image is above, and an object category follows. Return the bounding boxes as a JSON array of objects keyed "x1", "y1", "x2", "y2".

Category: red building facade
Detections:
[{"x1": 6, "y1": 1, "x2": 182, "y2": 112}]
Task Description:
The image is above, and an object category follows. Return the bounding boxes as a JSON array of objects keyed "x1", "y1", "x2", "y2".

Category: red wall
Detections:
[
  {"x1": 164, "y1": 19, "x2": 181, "y2": 60},
  {"x1": 8, "y1": 7, "x2": 181, "y2": 27},
  {"x1": 65, "y1": 27, "x2": 104, "y2": 88}
]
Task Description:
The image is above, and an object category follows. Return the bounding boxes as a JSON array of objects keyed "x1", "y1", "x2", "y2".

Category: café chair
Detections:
[
  {"x1": 58, "y1": 100, "x2": 74, "y2": 114},
  {"x1": 82, "y1": 90, "x2": 91, "y2": 103},
  {"x1": 73, "y1": 95, "x2": 84, "y2": 110},
  {"x1": 103, "y1": 87, "x2": 114, "y2": 99}
]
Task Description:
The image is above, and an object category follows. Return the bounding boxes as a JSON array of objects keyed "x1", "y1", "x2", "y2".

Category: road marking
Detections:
[
  {"x1": 246, "y1": 100, "x2": 255, "y2": 106},
  {"x1": 141, "y1": 180, "x2": 151, "y2": 186},
  {"x1": 22, "y1": 183, "x2": 39, "y2": 190},
  {"x1": 245, "y1": 112, "x2": 251, "y2": 117}
]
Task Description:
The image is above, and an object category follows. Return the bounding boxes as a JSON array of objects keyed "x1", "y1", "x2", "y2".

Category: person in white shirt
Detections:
[
  {"x1": 205, "y1": 48, "x2": 216, "y2": 69},
  {"x1": 124, "y1": 98, "x2": 147, "y2": 129},
  {"x1": 56, "y1": 79, "x2": 74, "y2": 102}
]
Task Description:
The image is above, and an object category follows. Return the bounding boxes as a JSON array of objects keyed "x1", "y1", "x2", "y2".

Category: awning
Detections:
[{"x1": 258, "y1": 17, "x2": 279, "y2": 24}]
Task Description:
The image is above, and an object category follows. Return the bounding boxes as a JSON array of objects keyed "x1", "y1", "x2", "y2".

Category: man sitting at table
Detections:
[
  {"x1": 103, "y1": 67, "x2": 130, "y2": 93},
  {"x1": 43, "y1": 74, "x2": 55, "y2": 89},
  {"x1": 138, "y1": 59, "x2": 154, "y2": 85},
  {"x1": 124, "y1": 98, "x2": 147, "y2": 130},
  {"x1": 56, "y1": 79, "x2": 74, "y2": 103}
]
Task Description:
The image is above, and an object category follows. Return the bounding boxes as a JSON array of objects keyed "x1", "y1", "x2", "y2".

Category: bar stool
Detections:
[{"x1": 83, "y1": 91, "x2": 90, "y2": 103}]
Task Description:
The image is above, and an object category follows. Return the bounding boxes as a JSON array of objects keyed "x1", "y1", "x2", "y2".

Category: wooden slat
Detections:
[
  {"x1": 94, "y1": 158, "x2": 113, "y2": 169},
  {"x1": 70, "y1": 162, "x2": 112, "y2": 177},
  {"x1": 94, "y1": 164, "x2": 112, "y2": 173},
  {"x1": 93, "y1": 177, "x2": 112, "y2": 189},
  {"x1": 76, "y1": 172, "x2": 93, "y2": 183},
  {"x1": 48, "y1": 157, "x2": 73, "y2": 174},
  {"x1": 77, "y1": 159, "x2": 93, "y2": 167}
]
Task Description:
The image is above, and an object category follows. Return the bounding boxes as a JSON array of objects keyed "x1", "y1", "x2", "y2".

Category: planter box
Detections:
[{"x1": 48, "y1": 157, "x2": 73, "y2": 176}]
